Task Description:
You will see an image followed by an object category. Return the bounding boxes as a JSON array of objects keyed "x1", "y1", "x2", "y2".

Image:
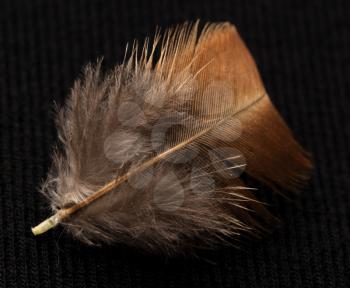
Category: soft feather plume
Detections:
[{"x1": 32, "y1": 22, "x2": 311, "y2": 253}]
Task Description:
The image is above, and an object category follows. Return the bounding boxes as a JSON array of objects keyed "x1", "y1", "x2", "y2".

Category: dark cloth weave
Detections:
[{"x1": 0, "y1": 0, "x2": 349, "y2": 287}]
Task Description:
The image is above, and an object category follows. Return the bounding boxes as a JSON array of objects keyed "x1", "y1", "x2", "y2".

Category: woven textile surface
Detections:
[{"x1": 0, "y1": 1, "x2": 349, "y2": 287}]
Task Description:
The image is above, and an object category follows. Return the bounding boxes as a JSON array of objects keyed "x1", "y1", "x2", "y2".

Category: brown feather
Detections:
[{"x1": 32, "y1": 22, "x2": 311, "y2": 253}]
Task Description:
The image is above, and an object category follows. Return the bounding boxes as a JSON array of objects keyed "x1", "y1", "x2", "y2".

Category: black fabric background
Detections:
[{"x1": 0, "y1": 0, "x2": 349, "y2": 287}]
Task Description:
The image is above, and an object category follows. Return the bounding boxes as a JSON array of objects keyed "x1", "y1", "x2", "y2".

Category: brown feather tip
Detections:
[{"x1": 33, "y1": 21, "x2": 311, "y2": 253}]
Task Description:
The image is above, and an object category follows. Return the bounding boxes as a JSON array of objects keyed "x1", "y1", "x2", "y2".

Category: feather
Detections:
[{"x1": 32, "y1": 22, "x2": 311, "y2": 253}]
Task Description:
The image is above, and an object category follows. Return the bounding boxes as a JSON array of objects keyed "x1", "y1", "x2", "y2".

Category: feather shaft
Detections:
[{"x1": 32, "y1": 93, "x2": 267, "y2": 234}]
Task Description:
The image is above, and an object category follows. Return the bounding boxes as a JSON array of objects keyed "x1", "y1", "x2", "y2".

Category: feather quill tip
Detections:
[{"x1": 31, "y1": 214, "x2": 59, "y2": 235}]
